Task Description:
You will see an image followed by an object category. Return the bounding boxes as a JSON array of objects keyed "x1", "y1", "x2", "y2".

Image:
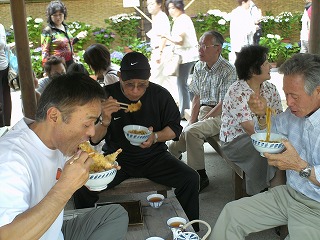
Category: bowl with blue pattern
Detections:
[
  {"x1": 123, "y1": 125, "x2": 152, "y2": 146},
  {"x1": 251, "y1": 132, "x2": 287, "y2": 157},
  {"x1": 85, "y1": 165, "x2": 117, "y2": 191}
]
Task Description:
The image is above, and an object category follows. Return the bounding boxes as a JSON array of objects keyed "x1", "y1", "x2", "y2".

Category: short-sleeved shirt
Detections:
[
  {"x1": 171, "y1": 13, "x2": 199, "y2": 64},
  {"x1": 220, "y1": 80, "x2": 283, "y2": 143},
  {"x1": 189, "y1": 56, "x2": 237, "y2": 106},
  {"x1": 0, "y1": 118, "x2": 65, "y2": 240},
  {"x1": 101, "y1": 82, "x2": 182, "y2": 163}
]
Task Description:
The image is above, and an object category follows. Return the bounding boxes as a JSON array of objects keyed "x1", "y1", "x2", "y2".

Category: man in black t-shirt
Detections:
[{"x1": 74, "y1": 52, "x2": 200, "y2": 232}]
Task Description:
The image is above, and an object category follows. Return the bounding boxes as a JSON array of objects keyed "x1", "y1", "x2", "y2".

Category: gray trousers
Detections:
[
  {"x1": 221, "y1": 134, "x2": 277, "y2": 195},
  {"x1": 210, "y1": 185, "x2": 320, "y2": 240},
  {"x1": 62, "y1": 204, "x2": 128, "y2": 240},
  {"x1": 169, "y1": 106, "x2": 221, "y2": 170}
]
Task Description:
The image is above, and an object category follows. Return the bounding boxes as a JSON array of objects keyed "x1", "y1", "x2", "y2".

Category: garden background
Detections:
[{"x1": 0, "y1": 0, "x2": 306, "y2": 76}]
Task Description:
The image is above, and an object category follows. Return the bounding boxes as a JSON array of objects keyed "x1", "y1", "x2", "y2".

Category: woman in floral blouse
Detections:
[
  {"x1": 41, "y1": 1, "x2": 87, "y2": 68},
  {"x1": 220, "y1": 45, "x2": 284, "y2": 195}
]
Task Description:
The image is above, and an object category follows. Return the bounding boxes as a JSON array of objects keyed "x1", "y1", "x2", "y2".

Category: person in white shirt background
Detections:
[{"x1": 147, "y1": 0, "x2": 171, "y2": 86}]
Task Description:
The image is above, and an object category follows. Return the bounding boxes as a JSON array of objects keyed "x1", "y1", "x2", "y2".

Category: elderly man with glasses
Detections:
[
  {"x1": 169, "y1": 31, "x2": 237, "y2": 192},
  {"x1": 73, "y1": 51, "x2": 201, "y2": 232}
]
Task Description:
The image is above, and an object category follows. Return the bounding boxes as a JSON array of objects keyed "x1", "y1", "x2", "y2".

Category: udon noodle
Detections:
[{"x1": 265, "y1": 107, "x2": 275, "y2": 142}]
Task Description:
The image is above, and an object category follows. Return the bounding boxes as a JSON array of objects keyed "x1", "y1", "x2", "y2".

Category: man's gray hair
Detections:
[{"x1": 279, "y1": 53, "x2": 320, "y2": 95}]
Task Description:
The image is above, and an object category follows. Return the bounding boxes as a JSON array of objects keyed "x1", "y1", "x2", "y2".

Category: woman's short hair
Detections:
[
  {"x1": 237, "y1": 0, "x2": 249, "y2": 5},
  {"x1": 46, "y1": 1, "x2": 68, "y2": 24},
  {"x1": 235, "y1": 45, "x2": 268, "y2": 81},
  {"x1": 166, "y1": 0, "x2": 185, "y2": 12},
  {"x1": 83, "y1": 44, "x2": 111, "y2": 74}
]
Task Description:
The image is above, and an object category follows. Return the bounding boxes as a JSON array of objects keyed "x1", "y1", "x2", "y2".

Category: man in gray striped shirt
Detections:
[{"x1": 169, "y1": 31, "x2": 237, "y2": 192}]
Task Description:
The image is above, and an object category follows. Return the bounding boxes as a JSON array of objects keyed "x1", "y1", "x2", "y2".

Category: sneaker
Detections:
[{"x1": 199, "y1": 176, "x2": 209, "y2": 192}]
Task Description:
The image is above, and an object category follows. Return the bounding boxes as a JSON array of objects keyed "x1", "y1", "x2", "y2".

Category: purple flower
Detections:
[
  {"x1": 111, "y1": 51, "x2": 124, "y2": 60},
  {"x1": 33, "y1": 47, "x2": 42, "y2": 53}
]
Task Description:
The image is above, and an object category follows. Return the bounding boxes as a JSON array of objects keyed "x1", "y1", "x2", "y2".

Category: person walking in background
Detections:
[
  {"x1": 220, "y1": 45, "x2": 284, "y2": 196},
  {"x1": 83, "y1": 43, "x2": 119, "y2": 86},
  {"x1": 41, "y1": 0, "x2": 87, "y2": 68},
  {"x1": 168, "y1": 31, "x2": 236, "y2": 192},
  {"x1": 0, "y1": 22, "x2": 11, "y2": 127},
  {"x1": 249, "y1": 1, "x2": 262, "y2": 45},
  {"x1": 162, "y1": 0, "x2": 199, "y2": 119},
  {"x1": 300, "y1": 0, "x2": 312, "y2": 53},
  {"x1": 146, "y1": 0, "x2": 171, "y2": 86},
  {"x1": 229, "y1": 0, "x2": 257, "y2": 61}
]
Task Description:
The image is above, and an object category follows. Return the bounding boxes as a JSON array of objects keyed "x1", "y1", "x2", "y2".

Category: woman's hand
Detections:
[{"x1": 248, "y1": 93, "x2": 267, "y2": 117}]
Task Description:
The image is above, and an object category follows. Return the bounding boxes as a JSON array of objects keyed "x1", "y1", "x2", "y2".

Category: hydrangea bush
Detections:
[
  {"x1": 259, "y1": 34, "x2": 300, "y2": 64},
  {"x1": 6, "y1": 10, "x2": 303, "y2": 77},
  {"x1": 105, "y1": 13, "x2": 141, "y2": 47},
  {"x1": 192, "y1": 9, "x2": 230, "y2": 39}
]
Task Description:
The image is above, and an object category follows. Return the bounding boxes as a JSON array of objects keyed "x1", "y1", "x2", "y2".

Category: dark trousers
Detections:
[
  {"x1": 74, "y1": 151, "x2": 200, "y2": 231},
  {"x1": 0, "y1": 67, "x2": 11, "y2": 127}
]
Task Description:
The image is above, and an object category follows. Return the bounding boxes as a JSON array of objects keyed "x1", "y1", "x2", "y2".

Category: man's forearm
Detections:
[{"x1": 0, "y1": 185, "x2": 70, "y2": 240}]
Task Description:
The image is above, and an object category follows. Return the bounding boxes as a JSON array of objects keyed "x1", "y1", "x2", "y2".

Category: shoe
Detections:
[{"x1": 199, "y1": 176, "x2": 209, "y2": 192}]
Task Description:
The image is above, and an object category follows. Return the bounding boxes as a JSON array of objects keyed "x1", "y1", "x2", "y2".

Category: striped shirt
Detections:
[{"x1": 189, "y1": 56, "x2": 237, "y2": 106}]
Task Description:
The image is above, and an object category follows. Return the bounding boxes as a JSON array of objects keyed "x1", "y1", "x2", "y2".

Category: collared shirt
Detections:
[
  {"x1": 256, "y1": 108, "x2": 320, "y2": 203},
  {"x1": 189, "y1": 56, "x2": 237, "y2": 106},
  {"x1": 221, "y1": 80, "x2": 282, "y2": 143}
]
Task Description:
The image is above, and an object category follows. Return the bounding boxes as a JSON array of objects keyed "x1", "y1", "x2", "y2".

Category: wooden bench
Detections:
[
  {"x1": 99, "y1": 178, "x2": 172, "y2": 198},
  {"x1": 206, "y1": 135, "x2": 246, "y2": 199},
  {"x1": 184, "y1": 110, "x2": 246, "y2": 200}
]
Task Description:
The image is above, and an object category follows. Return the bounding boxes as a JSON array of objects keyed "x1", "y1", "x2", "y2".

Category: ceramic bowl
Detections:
[
  {"x1": 123, "y1": 125, "x2": 152, "y2": 146},
  {"x1": 147, "y1": 193, "x2": 165, "y2": 208},
  {"x1": 251, "y1": 132, "x2": 287, "y2": 157},
  {"x1": 167, "y1": 216, "x2": 187, "y2": 229},
  {"x1": 146, "y1": 237, "x2": 165, "y2": 240},
  {"x1": 85, "y1": 165, "x2": 117, "y2": 191}
]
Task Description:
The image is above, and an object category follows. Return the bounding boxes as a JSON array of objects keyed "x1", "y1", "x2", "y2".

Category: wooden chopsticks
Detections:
[{"x1": 117, "y1": 101, "x2": 129, "y2": 110}]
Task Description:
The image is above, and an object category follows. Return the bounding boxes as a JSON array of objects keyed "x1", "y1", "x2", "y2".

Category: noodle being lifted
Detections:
[
  {"x1": 265, "y1": 107, "x2": 275, "y2": 142},
  {"x1": 79, "y1": 142, "x2": 122, "y2": 173}
]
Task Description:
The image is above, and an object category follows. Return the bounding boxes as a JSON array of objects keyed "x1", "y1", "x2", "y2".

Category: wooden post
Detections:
[
  {"x1": 309, "y1": 0, "x2": 320, "y2": 54},
  {"x1": 10, "y1": 0, "x2": 37, "y2": 120}
]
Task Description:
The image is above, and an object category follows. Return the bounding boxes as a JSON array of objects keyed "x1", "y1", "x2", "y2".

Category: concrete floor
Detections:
[{"x1": 9, "y1": 69, "x2": 285, "y2": 239}]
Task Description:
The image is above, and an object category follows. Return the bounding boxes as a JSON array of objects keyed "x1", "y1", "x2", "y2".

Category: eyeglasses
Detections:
[
  {"x1": 197, "y1": 44, "x2": 220, "y2": 50},
  {"x1": 122, "y1": 81, "x2": 149, "y2": 90}
]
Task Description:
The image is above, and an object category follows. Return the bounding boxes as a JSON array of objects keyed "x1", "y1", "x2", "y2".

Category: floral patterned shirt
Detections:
[
  {"x1": 220, "y1": 80, "x2": 283, "y2": 143},
  {"x1": 41, "y1": 23, "x2": 78, "y2": 66},
  {"x1": 189, "y1": 56, "x2": 237, "y2": 106}
]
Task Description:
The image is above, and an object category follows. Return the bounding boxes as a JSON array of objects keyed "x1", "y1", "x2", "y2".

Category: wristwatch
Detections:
[{"x1": 299, "y1": 164, "x2": 312, "y2": 178}]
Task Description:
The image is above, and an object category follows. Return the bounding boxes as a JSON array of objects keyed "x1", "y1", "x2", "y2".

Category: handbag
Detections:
[
  {"x1": 162, "y1": 48, "x2": 182, "y2": 77},
  {"x1": 5, "y1": 47, "x2": 20, "y2": 90}
]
